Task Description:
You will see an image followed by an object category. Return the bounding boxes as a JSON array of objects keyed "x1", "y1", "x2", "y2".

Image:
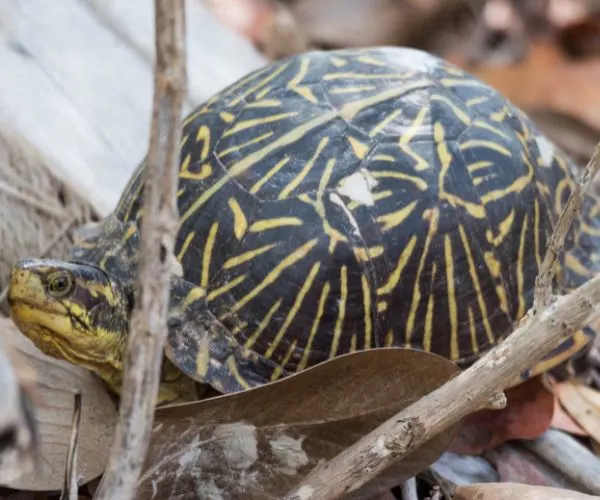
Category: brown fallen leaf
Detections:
[
  {"x1": 0, "y1": 336, "x2": 37, "y2": 484},
  {"x1": 449, "y1": 41, "x2": 600, "y2": 133},
  {"x1": 136, "y1": 348, "x2": 461, "y2": 500},
  {"x1": 0, "y1": 317, "x2": 117, "y2": 491},
  {"x1": 455, "y1": 483, "x2": 598, "y2": 500},
  {"x1": 554, "y1": 381, "x2": 600, "y2": 445},
  {"x1": 449, "y1": 376, "x2": 554, "y2": 455},
  {"x1": 550, "y1": 393, "x2": 588, "y2": 437}
]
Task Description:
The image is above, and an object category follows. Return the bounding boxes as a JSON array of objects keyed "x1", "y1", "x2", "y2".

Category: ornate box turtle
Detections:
[{"x1": 7, "y1": 47, "x2": 600, "y2": 402}]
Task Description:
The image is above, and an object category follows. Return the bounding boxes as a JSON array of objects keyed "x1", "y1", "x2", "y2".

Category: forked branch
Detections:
[
  {"x1": 284, "y1": 147, "x2": 600, "y2": 499},
  {"x1": 93, "y1": 1, "x2": 187, "y2": 499}
]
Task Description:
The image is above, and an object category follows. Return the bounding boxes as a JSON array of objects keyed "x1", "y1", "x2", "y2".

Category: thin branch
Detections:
[
  {"x1": 534, "y1": 144, "x2": 600, "y2": 310},
  {"x1": 60, "y1": 391, "x2": 82, "y2": 500},
  {"x1": 284, "y1": 147, "x2": 600, "y2": 499},
  {"x1": 93, "y1": 1, "x2": 187, "y2": 499}
]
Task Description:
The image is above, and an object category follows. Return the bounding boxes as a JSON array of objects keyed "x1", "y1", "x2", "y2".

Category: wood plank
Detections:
[{"x1": 0, "y1": 0, "x2": 266, "y2": 215}]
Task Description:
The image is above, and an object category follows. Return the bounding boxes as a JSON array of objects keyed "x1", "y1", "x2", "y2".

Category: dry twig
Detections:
[
  {"x1": 284, "y1": 148, "x2": 600, "y2": 499},
  {"x1": 60, "y1": 392, "x2": 82, "y2": 500},
  {"x1": 93, "y1": 1, "x2": 187, "y2": 498}
]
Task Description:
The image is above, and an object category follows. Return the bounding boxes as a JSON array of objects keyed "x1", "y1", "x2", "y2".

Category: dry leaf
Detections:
[
  {"x1": 450, "y1": 41, "x2": 600, "y2": 133},
  {"x1": 0, "y1": 317, "x2": 117, "y2": 491},
  {"x1": 450, "y1": 376, "x2": 554, "y2": 455},
  {"x1": 550, "y1": 394, "x2": 588, "y2": 436},
  {"x1": 554, "y1": 381, "x2": 600, "y2": 445},
  {"x1": 0, "y1": 336, "x2": 37, "y2": 483},
  {"x1": 455, "y1": 482, "x2": 598, "y2": 499},
  {"x1": 136, "y1": 348, "x2": 460, "y2": 500}
]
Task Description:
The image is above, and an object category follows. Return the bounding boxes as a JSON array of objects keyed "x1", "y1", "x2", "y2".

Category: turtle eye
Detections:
[{"x1": 47, "y1": 271, "x2": 74, "y2": 298}]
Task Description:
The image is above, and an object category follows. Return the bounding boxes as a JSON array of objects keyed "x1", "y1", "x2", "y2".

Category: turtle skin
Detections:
[{"x1": 72, "y1": 47, "x2": 600, "y2": 393}]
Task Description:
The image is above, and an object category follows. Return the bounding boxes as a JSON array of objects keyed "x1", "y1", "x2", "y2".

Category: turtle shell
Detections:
[{"x1": 72, "y1": 47, "x2": 600, "y2": 393}]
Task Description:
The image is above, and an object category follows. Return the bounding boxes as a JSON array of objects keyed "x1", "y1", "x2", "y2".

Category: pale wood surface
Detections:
[{"x1": 0, "y1": 0, "x2": 266, "y2": 215}]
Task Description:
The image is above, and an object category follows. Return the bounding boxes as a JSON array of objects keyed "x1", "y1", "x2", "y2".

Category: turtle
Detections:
[{"x1": 7, "y1": 47, "x2": 600, "y2": 404}]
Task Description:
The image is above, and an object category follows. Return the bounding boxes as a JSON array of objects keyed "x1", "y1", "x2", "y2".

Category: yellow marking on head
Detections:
[
  {"x1": 297, "y1": 282, "x2": 330, "y2": 372},
  {"x1": 246, "y1": 99, "x2": 282, "y2": 108},
  {"x1": 330, "y1": 85, "x2": 377, "y2": 94},
  {"x1": 271, "y1": 340, "x2": 298, "y2": 381},
  {"x1": 219, "y1": 111, "x2": 235, "y2": 123},
  {"x1": 279, "y1": 137, "x2": 329, "y2": 199},
  {"x1": 405, "y1": 210, "x2": 438, "y2": 344},
  {"x1": 228, "y1": 198, "x2": 247, "y2": 240},
  {"x1": 340, "y1": 80, "x2": 430, "y2": 121},
  {"x1": 249, "y1": 217, "x2": 303, "y2": 232},
  {"x1": 222, "y1": 239, "x2": 318, "y2": 320},
  {"x1": 226, "y1": 356, "x2": 251, "y2": 390},
  {"x1": 465, "y1": 96, "x2": 488, "y2": 107},
  {"x1": 250, "y1": 156, "x2": 290, "y2": 194},
  {"x1": 347, "y1": 136, "x2": 369, "y2": 159},
  {"x1": 423, "y1": 262, "x2": 438, "y2": 352},
  {"x1": 318, "y1": 158, "x2": 336, "y2": 198},
  {"x1": 384, "y1": 330, "x2": 394, "y2": 347},
  {"x1": 265, "y1": 263, "x2": 321, "y2": 358},
  {"x1": 348, "y1": 190, "x2": 392, "y2": 210},
  {"x1": 377, "y1": 301, "x2": 387, "y2": 313},
  {"x1": 179, "y1": 110, "x2": 338, "y2": 226},
  {"x1": 244, "y1": 299, "x2": 282, "y2": 349},
  {"x1": 369, "y1": 108, "x2": 403, "y2": 137},
  {"x1": 207, "y1": 275, "x2": 247, "y2": 302},
  {"x1": 354, "y1": 246, "x2": 385, "y2": 262},
  {"x1": 487, "y1": 209, "x2": 515, "y2": 247},
  {"x1": 229, "y1": 61, "x2": 291, "y2": 107},
  {"x1": 371, "y1": 171, "x2": 428, "y2": 191},
  {"x1": 330, "y1": 57, "x2": 347, "y2": 67},
  {"x1": 468, "y1": 161, "x2": 494, "y2": 173},
  {"x1": 223, "y1": 112, "x2": 298, "y2": 138},
  {"x1": 484, "y1": 251, "x2": 509, "y2": 315},
  {"x1": 177, "y1": 231, "x2": 195, "y2": 261},
  {"x1": 445, "y1": 235, "x2": 459, "y2": 360},
  {"x1": 201, "y1": 222, "x2": 219, "y2": 289},
  {"x1": 460, "y1": 140, "x2": 512, "y2": 157},
  {"x1": 329, "y1": 266, "x2": 348, "y2": 357},
  {"x1": 431, "y1": 95, "x2": 470, "y2": 125},
  {"x1": 287, "y1": 57, "x2": 317, "y2": 103},
  {"x1": 468, "y1": 307, "x2": 478, "y2": 355},
  {"x1": 223, "y1": 243, "x2": 278, "y2": 269},
  {"x1": 218, "y1": 131, "x2": 275, "y2": 158},
  {"x1": 378, "y1": 235, "x2": 417, "y2": 296},
  {"x1": 376, "y1": 200, "x2": 419, "y2": 232},
  {"x1": 361, "y1": 275, "x2": 373, "y2": 349},
  {"x1": 458, "y1": 225, "x2": 495, "y2": 345},
  {"x1": 473, "y1": 119, "x2": 510, "y2": 140}
]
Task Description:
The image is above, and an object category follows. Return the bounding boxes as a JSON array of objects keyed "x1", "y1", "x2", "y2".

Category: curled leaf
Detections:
[
  {"x1": 137, "y1": 348, "x2": 460, "y2": 499},
  {"x1": 0, "y1": 317, "x2": 117, "y2": 491}
]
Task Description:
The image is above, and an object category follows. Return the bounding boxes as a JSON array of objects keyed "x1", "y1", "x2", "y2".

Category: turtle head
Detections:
[{"x1": 7, "y1": 259, "x2": 132, "y2": 392}]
